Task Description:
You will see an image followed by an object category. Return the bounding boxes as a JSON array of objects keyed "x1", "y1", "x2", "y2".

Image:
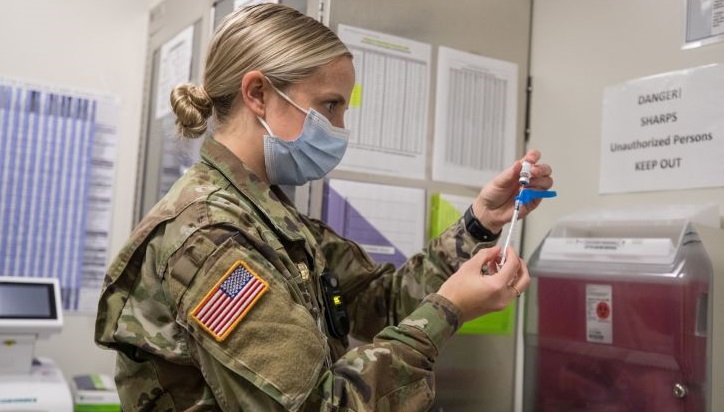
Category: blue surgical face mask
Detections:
[{"x1": 259, "y1": 79, "x2": 350, "y2": 186}]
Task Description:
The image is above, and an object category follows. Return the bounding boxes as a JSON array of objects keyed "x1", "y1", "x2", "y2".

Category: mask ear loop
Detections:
[
  {"x1": 264, "y1": 76, "x2": 308, "y2": 115},
  {"x1": 257, "y1": 116, "x2": 274, "y2": 136}
]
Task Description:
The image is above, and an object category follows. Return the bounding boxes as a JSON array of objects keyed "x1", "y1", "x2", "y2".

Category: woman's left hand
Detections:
[{"x1": 471, "y1": 149, "x2": 554, "y2": 234}]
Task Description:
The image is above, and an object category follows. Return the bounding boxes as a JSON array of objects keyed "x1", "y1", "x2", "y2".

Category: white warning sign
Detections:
[{"x1": 586, "y1": 284, "x2": 613, "y2": 344}]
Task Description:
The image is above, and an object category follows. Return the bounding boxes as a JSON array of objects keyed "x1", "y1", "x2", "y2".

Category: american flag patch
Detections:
[{"x1": 191, "y1": 260, "x2": 269, "y2": 341}]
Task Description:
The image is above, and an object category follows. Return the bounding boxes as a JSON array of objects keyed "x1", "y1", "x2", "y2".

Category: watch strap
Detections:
[{"x1": 464, "y1": 206, "x2": 502, "y2": 242}]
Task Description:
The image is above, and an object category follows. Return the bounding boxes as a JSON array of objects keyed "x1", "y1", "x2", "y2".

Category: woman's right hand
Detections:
[{"x1": 437, "y1": 246, "x2": 530, "y2": 323}]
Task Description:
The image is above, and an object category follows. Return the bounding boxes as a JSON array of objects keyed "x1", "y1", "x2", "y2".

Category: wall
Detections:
[
  {"x1": 526, "y1": 0, "x2": 724, "y2": 253},
  {"x1": 0, "y1": 0, "x2": 149, "y2": 380}
]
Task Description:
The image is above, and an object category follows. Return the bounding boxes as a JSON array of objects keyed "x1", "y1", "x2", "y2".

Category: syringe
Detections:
[
  {"x1": 498, "y1": 161, "x2": 532, "y2": 267},
  {"x1": 496, "y1": 179, "x2": 557, "y2": 271}
]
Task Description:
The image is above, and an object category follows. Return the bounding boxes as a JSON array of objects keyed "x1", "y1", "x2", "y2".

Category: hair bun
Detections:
[{"x1": 170, "y1": 83, "x2": 214, "y2": 139}]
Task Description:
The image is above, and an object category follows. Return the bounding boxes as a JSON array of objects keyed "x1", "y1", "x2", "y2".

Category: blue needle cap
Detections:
[{"x1": 516, "y1": 188, "x2": 557, "y2": 205}]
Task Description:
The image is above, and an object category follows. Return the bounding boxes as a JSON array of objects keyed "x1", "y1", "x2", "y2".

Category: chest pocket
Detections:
[{"x1": 260, "y1": 229, "x2": 321, "y2": 301}]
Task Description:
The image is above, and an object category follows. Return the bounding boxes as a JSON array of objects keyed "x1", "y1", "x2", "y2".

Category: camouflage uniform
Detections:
[{"x1": 95, "y1": 137, "x2": 495, "y2": 411}]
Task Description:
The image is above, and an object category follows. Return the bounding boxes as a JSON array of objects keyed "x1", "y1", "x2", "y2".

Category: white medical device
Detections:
[{"x1": 0, "y1": 276, "x2": 73, "y2": 412}]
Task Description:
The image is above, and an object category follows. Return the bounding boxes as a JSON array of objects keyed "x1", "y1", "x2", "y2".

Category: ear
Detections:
[{"x1": 239, "y1": 71, "x2": 268, "y2": 117}]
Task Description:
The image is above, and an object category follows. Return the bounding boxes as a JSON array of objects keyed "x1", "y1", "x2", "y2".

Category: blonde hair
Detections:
[{"x1": 170, "y1": 4, "x2": 351, "y2": 139}]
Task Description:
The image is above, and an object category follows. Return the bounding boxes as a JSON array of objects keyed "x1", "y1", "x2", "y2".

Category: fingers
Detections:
[
  {"x1": 509, "y1": 257, "x2": 531, "y2": 297},
  {"x1": 489, "y1": 160, "x2": 522, "y2": 188},
  {"x1": 492, "y1": 253, "x2": 530, "y2": 299},
  {"x1": 496, "y1": 247, "x2": 521, "y2": 284},
  {"x1": 521, "y1": 149, "x2": 541, "y2": 164},
  {"x1": 531, "y1": 163, "x2": 552, "y2": 180},
  {"x1": 527, "y1": 175, "x2": 554, "y2": 191},
  {"x1": 471, "y1": 246, "x2": 501, "y2": 267},
  {"x1": 526, "y1": 151, "x2": 552, "y2": 188},
  {"x1": 487, "y1": 150, "x2": 551, "y2": 192}
]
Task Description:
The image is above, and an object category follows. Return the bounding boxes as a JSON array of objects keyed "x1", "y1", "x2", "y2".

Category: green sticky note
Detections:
[
  {"x1": 428, "y1": 193, "x2": 462, "y2": 241},
  {"x1": 350, "y1": 83, "x2": 362, "y2": 107},
  {"x1": 458, "y1": 304, "x2": 515, "y2": 335},
  {"x1": 429, "y1": 193, "x2": 515, "y2": 336}
]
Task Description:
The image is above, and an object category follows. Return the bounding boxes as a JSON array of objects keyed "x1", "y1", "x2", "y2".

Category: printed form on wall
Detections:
[
  {"x1": 685, "y1": 0, "x2": 724, "y2": 47},
  {"x1": 599, "y1": 64, "x2": 724, "y2": 194},
  {"x1": 155, "y1": 25, "x2": 194, "y2": 120},
  {"x1": 322, "y1": 179, "x2": 425, "y2": 268},
  {"x1": 432, "y1": 46, "x2": 517, "y2": 186},
  {"x1": 714, "y1": 0, "x2": 724, "y2": 35},
  {"x1": 0, "y1": 77, "x2": 119, "y2": 312},
  {"x1": 336, "y1": 25, "x2": 431, "y2": 179}
]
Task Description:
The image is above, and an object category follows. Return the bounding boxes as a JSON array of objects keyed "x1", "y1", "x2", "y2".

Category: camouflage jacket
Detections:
[{"x1": 95, "y1": 137, "x2": 493, "y2": 411}]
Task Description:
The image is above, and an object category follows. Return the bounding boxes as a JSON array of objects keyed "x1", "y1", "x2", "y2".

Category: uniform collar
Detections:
[{"x1": 200, "y1": 137, "x2": 305, "y2": 242}]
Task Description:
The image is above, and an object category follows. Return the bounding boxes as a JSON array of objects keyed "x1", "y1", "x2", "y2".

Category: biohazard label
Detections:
[{"x1": 586, "y1": 284, "x2": 612, "y2": 344}]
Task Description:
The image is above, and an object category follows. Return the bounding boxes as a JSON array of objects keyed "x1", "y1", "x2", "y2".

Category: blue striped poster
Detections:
[{"x1": 0, "y1": 78, "x2": 118, "y2": 311}]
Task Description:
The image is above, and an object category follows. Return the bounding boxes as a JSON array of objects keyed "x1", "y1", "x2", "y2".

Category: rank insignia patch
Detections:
[{"x1": 191, "y1": 260, "x2": 269, "y2": 341}]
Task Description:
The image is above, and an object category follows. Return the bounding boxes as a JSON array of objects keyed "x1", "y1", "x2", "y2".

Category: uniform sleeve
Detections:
[
  {"x1": 167, "y1": 228, "x2": 464, "y2": 412},
  {"x1": 306, "y1": 215, "x2": 496, "y2": 341},
  {"x1": 307, "y1": 293, "x2": 461, "y2": 410}
]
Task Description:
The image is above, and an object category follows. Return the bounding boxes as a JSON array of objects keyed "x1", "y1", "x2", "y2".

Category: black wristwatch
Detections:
[{"x1": 464, "y1": 206, "x2": 502, "y2": 242}]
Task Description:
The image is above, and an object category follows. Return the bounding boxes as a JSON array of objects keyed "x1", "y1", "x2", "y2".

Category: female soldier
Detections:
[{"x1": 95, "y1": 4, "x2": 553, "y2": 411}]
